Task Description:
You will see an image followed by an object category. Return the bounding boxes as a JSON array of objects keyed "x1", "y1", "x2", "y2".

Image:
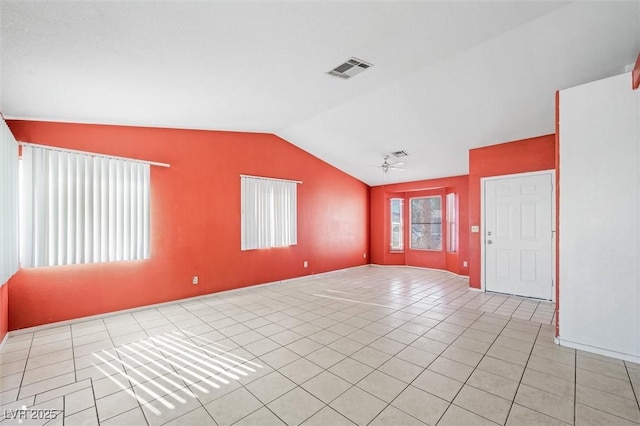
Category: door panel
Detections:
[{"x1": 485, "y1": 173, "x2": 553, "y2": 300}]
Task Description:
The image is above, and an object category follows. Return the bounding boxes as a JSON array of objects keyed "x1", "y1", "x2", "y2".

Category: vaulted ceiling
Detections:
[{"x1": 2, "y1": 1, "x2": 639, "y2": 185}]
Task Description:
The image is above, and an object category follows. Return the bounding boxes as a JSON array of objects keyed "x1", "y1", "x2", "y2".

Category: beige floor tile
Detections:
[
  {"x1": 378, "y1": 357, "x2": 424, "y2": 384},
  {"x1": 267, "y1": 387, "x2": 324, "y2": 425},
  {"x1": 305, "y1": 347, "x2": 346, "y2": 369},
  {"x1": 259, "y1": 347, "x2": 300, "y2": 370},
  {"x1": 441, "y1": 345, "x2": 484, "y2": 367},
  {"x1": 100, "y1": 407, "x2": 146, "y2": 426},
  {"x1": 576, "y1": 383, "x2": 640, "y2": 422},
  {"x1": 18, "y1": 373, "x2": 77, "y2": 399},
  {"x1": 243, "y1": 338, "x2": 282, "y2": 357},
  {"x1": 577, "y1": 355, "x2": 630, "y2": 381},
  {"x1": 327, "y1": 337, "x2": 366, "y2": 356},
  {"x1": 467, "y1": 368, "x2": 519, "y2": 401},
  {"x1": 451, "y1": 336, "x2": 492, "y2": 354},
  {"x1": 391, "y1": 385, "x2": 449, "y2": 426},
  {"x1": 531, "y1": 344, "x2": 576, "y2": 366},
  {"x1": 286, "y1": 338, "x2": 323, "y2": 356},
  {"x1": 204, "y1": 387, "x2": 263, "y2": 426},
  {"x1": 412, "y1": 369, "x2": 463, "y2": 402},
  {"x1": 370, "y1": 405, "x2": 427, "y2": 426},
  {"x1": 427, "y1": 356, "x2": 474, "y2": 382},
  {"x1": 235, "y1": 406, "x2": 285, "y2": 426},
  {"x1": 575, "y1": 402, "x2": 640, "y2": 426},
  {"x1": 245, "y1": 371, "x2": 296, "y2": 404},
  {"x1": 577, "y1": 368, "x2": 636, "y2": 400},
  {"x1": 302, "y1": 406, "x2": 356, "y2": 426},
  {"x1": 330, "y1": 386, "x2": 387, "y2": 426},
  {"x1": 526, "y1": 355, "x2": 575, "y2": 382},
  {"x1": 521, "y1": 368, "x2": 575, "y2": 400},
  {"x1": 279, "y1": 357, "x2": 323, "y2": 384},
  {"x1": 350, "y1": 347, "x2": 391, "y2": 369},
  {"x1": 507, "y1": 403, "x2": 570, "y2": 426},
  {"x1": 140, "y1": 392, "x2": 202, "y2": 426},
  {"x1": 356, "y1": 370, "x2": 406, "y2": 403},
  {"x1": 396, "y1": 346, "x2": 438, "y2": 368},
  {"x1": 486, "y1": 344, "x2": 530, "y2": 366},
  {"x1": 515, "y1": 384, "x2": 574, "y2": 424},
  {"x1": 439, "y1": 404, "x2": 500, "y2": 426},
  {"x1": 453, "y1": 384, "x2": 511, "y2": 424},
  {"x1": 302, "y1": 370, "x2": 351, "y2": 403},
  {"x1": 328, "y1": 357, "x2": 373, "y2": 384},
  {"x1": 96, "y1": 389, "x2": 141, "y2": 422},
  {"x1": 64, "y1": 407, "x2": 99, "y2": 426}
]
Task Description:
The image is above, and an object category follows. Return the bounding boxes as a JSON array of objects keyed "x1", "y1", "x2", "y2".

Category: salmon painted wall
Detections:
[
  {"x1": 370, "y1": 175, "x2": 469, "y2": 275},
  {"x1": 0, "y1": 283, "x2": 7, "y2": 343},
  {"x1": 7, "y1": 120, "x2": 370, "y2": 330},
  {"x1": 468, "y1": 134, "x2": 556, "y2": 288}
]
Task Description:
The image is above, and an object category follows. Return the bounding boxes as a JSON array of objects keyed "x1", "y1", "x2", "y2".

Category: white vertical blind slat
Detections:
[
  {"x1": 240, "y1": 176, "x2": 298, "y2": 251},
  {"x1": 20, "y1": 145, "x2": 150, "y2": 267},
  {"x1": 0, "y1": 119, "x2": 19, "y2": 284}
]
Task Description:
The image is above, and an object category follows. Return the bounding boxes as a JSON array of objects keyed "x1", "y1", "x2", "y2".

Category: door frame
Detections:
[{"x1": 480, "y1": 169, "x2": 556, "y2": 301}]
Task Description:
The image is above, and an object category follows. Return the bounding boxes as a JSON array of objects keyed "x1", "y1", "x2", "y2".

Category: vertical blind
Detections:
[
  {"x1": 20, "y1": 145, "x2": 151, "y2": 267},
  {"x1": 241, "y1": 175, "x2": 298, "y2": 250},
  {"x1": 0, "y1": 119, "x2": 19, "y2": 284}
]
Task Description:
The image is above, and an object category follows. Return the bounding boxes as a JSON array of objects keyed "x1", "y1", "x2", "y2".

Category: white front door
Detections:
[{"x1": 484, "y1": 172, "x2": 554, "y2": 300}]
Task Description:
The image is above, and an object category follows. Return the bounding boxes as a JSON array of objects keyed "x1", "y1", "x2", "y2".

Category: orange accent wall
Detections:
[
  {"x1": 369, "y1": 175, "x2": 469, "y2": 275},
  {"x1": 468, "y1": 134, "x2": 556, "y2": 288},
  {"x1": 0, "y1": 283, "x2": 7, "y2": 343},
  {"x1": 7, "y1": 120, "x2": 370, "y2": 330}
]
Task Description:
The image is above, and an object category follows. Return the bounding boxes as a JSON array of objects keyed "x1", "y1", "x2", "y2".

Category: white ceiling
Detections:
[{"x1": 2, "y1": 1, "x2": 639, "y2": 186}]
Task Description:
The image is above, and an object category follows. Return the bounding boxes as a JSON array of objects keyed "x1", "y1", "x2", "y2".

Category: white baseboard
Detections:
[{"x1": 556, "y1": 337, "x2": 640, "y2": 364}]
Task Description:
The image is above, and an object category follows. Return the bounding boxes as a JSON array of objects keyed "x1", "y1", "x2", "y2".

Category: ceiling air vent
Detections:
[
  {"x1": 391, "y1": 150, "x2": 409, "y2": 158},
  {"x1": 327, "y1": 57, "x2": 373, "y2": 79}
]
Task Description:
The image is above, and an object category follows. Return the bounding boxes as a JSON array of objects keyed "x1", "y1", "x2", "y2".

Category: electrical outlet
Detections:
[
  {"x1": 363, "y1": 253, "x2": 367, "y2": 258},
  {"x1": 471, "y1": 225, "x2": 479, "y2": 233},
  {"x1": 463, "y1": 261, "x2": 468, "y2": 267},
  {"x1": 303, "y1": 261, "x2": 308, "y2": 268},
  {"x1": 192, "y1": 276, "x2": 198, "y2": 285}
]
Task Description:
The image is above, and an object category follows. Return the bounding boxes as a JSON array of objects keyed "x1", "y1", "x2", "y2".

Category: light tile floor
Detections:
[{"x1": 1, "y1": 266, "x2": 638, "y2": 425}]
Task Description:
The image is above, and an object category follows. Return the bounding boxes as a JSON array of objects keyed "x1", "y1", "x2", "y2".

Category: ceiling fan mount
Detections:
[{"x1": 377, "y1": 155, "x2": 405, "y2": 174}]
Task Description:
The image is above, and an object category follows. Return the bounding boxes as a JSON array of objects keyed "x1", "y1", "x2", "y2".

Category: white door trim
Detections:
[{"x1": 480, "y1": 169, "x2": 556, "y2": 301}]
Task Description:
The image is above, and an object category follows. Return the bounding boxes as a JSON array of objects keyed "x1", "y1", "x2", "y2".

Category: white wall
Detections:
[{"x1": 559, "y1": 72, "x2": 640, "y2": 362}]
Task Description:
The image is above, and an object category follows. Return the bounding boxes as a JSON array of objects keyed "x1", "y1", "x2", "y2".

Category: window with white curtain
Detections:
[
  {"x1": 20, "y1": 145, "x2": 150, "y2": 267},
  {"x1": 241, "y1": 175, "x2": 298, "y2": 251},
  {"x1": 0, "y1": 120, "x2": 19, "y2": 284},
  {"x1": 446, "y1": 192, "x2": 457, "y2": 252}
]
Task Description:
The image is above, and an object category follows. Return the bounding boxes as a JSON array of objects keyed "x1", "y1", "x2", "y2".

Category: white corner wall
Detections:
[{"x1": 558, "y1": 72, "x2": 640, "y2": 362}]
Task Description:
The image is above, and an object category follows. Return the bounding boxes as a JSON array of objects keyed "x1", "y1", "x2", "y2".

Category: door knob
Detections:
[{"x1": 487, "y1": 240, "x2": 493, "y2": 244}]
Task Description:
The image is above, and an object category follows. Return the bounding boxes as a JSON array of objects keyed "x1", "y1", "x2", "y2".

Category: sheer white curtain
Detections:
[
  {"x1": 0, "y1": 119, "x2": 19, "y2": 284},
  {"x1": 241, "y1": 176, "x2": 297, "y2": 250},
  {"x1": 20, "y1": 145, "x2": 150, "y2": 267}
]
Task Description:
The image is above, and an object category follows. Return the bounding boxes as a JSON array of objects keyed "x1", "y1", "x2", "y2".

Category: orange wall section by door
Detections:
[
  {"x1": 0, "y1": 283, "x2": 8, "y2": 343},
  {"x1": 468, "y1": 134, "x2": 556, "y2": 289},
  {"x1": 7, "y1": 120, "x2": 370, "y2": 330},
  {"x1": 369, "y1": 175, "x2": 469, "y2": 275}
]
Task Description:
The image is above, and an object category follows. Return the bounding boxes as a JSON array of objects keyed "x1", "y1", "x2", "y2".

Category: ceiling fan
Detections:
[{"x1": 374, "y1": 155, "x2": 405, "y2": 174}]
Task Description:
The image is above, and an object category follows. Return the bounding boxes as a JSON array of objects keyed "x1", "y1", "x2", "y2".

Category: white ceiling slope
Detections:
[{"x1": 2, "y1": 2, "x2": 639, "y2": 186}]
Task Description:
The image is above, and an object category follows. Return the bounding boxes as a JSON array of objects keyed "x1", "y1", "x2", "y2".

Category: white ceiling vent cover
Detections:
[{"x1": 327, "y1": 57, "x2": 373, "y2": 79}]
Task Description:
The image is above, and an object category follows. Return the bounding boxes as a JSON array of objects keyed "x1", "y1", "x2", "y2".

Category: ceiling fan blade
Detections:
[{"x1": 389, "y1": 161, "x2": 404, "y2": 166}]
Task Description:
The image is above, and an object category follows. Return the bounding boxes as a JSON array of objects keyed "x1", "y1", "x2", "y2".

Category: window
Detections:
[
  {"x1": 241, "y1": 175, "x2": 298, "y2": 250},
  {"x1": 410, "y1": 196, "x2": 442, "y2": 250},
  {"x1": 0, "y1": 120, "x2": 19, "y2": 283},
  {"x1": 390, "y1": 198, "x2": 404, "y2": 251},
  {"x1": 446, "y1": 192, "x2": 457, "y2": 252},
  {"x1": 20, "y1": 145, "x2": 150, "y2": 267}
]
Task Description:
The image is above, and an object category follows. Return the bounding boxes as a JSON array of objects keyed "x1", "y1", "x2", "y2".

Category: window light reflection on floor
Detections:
[{"x1": 90, "y1": 330, "x2": 263, "y2": 416}]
